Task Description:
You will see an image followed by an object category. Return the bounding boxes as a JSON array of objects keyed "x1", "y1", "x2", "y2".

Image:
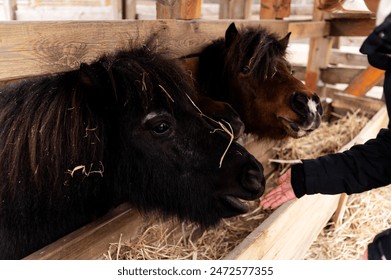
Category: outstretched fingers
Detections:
[
  {"x1": 260, "y1": 185, "x2": 291, "y2": 209},
  {"x1": 260, "y1": 169, "x2": 296, "y2": 209}
]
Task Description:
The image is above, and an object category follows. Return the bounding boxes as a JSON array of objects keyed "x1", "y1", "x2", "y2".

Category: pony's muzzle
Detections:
[
  {"x1": 218, "y1": 145, "x2": 265, "y2": 217},
  {"x1": 291, "y1": 91, "x2": 323, "y2": 132},
  {"x1": 241, "y1": 163, "x2": 265, "y2": 197}
]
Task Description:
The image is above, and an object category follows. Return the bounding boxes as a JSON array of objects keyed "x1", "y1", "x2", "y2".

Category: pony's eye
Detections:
[
  {"x1": 241, "y1": 66, "x2": 250, "y2": 74},
  {"x1": 152, "y1": 122, "x2": 170, "y2": 135}
]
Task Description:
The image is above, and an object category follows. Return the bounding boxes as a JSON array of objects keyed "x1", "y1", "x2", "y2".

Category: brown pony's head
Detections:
[{"x1": 197, "y1": 23, "x2": 323, "y2": 140}]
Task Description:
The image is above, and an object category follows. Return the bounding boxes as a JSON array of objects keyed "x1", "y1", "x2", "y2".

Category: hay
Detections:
[
  {"x1": 105, "y1": 201, "x2": 274, "y2": 260},
  {"x1": 305, "y1": 185, "x2": 391, "y2": 259},
  {"x1": 105, "y1": 109, "x2": 386, "y2": 260}
]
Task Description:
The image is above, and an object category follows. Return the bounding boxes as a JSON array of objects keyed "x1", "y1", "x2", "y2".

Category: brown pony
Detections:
[{"x1": 197, "y1": 23, "x2": 323, "y2": 140}]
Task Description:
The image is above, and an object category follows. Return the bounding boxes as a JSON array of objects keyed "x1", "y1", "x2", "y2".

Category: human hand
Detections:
[
  {"x1": 361, "y1": 249, "x2": 368, "y2": 260},
  {"x1": 260, "y1": 169, "x2": 297, "y2": 209}
]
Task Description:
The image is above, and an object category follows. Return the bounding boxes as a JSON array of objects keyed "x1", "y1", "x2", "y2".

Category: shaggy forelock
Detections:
[{"x1": 225, "y1": 27, "x2": 288, "y2": 81}]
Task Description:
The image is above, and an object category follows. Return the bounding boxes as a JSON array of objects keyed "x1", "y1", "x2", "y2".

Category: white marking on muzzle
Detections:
[{"x1": 307, "y1": 99, "x2": 318, "y2": 114}]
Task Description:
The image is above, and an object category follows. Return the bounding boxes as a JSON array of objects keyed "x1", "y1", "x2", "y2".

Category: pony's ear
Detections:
[
  {"x1": 225, "y1": 22, "x2": 239, "y2": 47},
  {"x1": 79, "y1": 62, "x2": 118, "y2": 116},
  {"x1": 278, "y1": 32, "x2": 291, "y2": 50}
]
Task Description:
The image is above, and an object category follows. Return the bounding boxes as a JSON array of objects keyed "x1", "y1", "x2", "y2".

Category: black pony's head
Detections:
[{"x1": 83, "y1": 48, "x2": 265, "y2": 227}]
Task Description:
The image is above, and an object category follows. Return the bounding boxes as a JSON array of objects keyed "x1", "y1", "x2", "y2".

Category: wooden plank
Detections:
[
  {"x1": 225, "y1": 194, "x2": 341, "y2": 259},
  {"x1": 305, "y1": 37, "x2": 334, "y2": 91},
  {"x1": 305, "y1": 0, "x2": 333, "y2": 92},
  {"x1": 123, "y1": 0, "x2": 137, "y2": 19},
  {"x1": 329, "y1": 17, "x2": 376, "y2": 37},
  {"x1": 225, "y1": 105, "x2": 388, "y2": 260},
  {"x1": 329, "y1": 49, "x2": 369, "y2": 66},
  {"x1": 219, "y1": 0, "x2": 252, "y2": 19},
  {"x1": 112, "y1": 0, "x2": 123, "y2": 19},
  {"x1": 293, "y1": 64, "x2": 384, "y2": 87},
  {"x1": 322, "y1": 66, "x2": 384, "y2": 86},
  {"x1": 288, "y1": 21, "x2": 329, "y2": 40},
  {"x1": 344, "y1": 66, "x2": 385, "y2": 96},
  {"x1": 24, "y1": 204, "x2": 144, "y2": 260},
  {"x1": 260, "y1": 0, "x2": 291, "y2": 19},
  {"x1": 156, "y1": 0, "x2": 202, "y2": 20},
  {"x1": 0, "y1": 20, "x2": 288, "y2": 82},
  {"x1": 329, "y1": 91, "x2": 384, "y2": 115},
  {"x1": 332, "y1": 193, "x2": 349, "y2": 227}
]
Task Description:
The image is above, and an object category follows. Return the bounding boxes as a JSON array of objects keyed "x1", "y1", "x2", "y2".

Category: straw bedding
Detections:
[
  {"x1": 305, "y1": 184, "x2": 391, "y2": 260},
  {"x1": 105, "y1": 109, "x2": 391, "y2": 260}
]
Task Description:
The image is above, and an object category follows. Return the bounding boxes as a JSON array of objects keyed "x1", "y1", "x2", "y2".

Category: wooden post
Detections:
[
  {"x1": 219, "y1": 0, "x2": 252, "y2": 19},
  {"x1": 123, "y1": 0, "x2": 137, "y2": 19},
  {"x1": 304, "y1": 0, "x2": 333, "y2": 92},
  {"x1": 112, "y1": 0, "x2": 123, "y2": 19},
  {"x1": 260, "y1": 0, "x2": 291, "y2": 19},
  {"x1": 4, "y1": 0, "x2": 17, "y2": 20},
  {"x1": 156, "y1": 0, "x2": 202, "y2": 20}
]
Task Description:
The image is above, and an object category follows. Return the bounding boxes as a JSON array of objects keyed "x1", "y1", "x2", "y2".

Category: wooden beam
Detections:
[
  {"x1": 305, "y1": 0, "x2": 333, "y2": 92},
  {"x1": 329, "y1": 17, "x2": 376, "y2": 37},
  {"x1": 260, "y1": 0, "x2": 291, "y2": 19},
  {"x1": 305, "y1": 37, "x2": 334, "y2": 91},
  {"x1": 327, "y1": 91, "x2": 385, "y2": 114},
  {"x1": 288, "y1": 21, "x2": 329, "y2": 40},
  {"x1": 225, "y1": 195, "x2": 341, "y2": 259},
  {"x1": 292, "y1": 65, "x2": 384, "y2": 87},
  {"x1": 112, "y1": 0, "x2": 123, "y2": 19},
  {"x1": 329, "y1": 49, "x2": 369, "y2": 66},
  {"x1": 343, "y1": 66, "x2": 385, "y2": 96},
  {"x1": 0, "y1": 20, "x2": 288, "y2": 82},
  {"x1": 219, "y1": 0, "x2": 252, "y2": 19},
  {"x1": 24, "y1": 204, "x2": 143, "y2": 260},
  {"x1": 123, "y1": 0, "x2": 137, "y2": 19},
  {"x1": 156, "y1": 0, "x2": 202, "y2": 20},
  {"x1": 322, "y1": 66, "x2": 384, "y2": 86}
]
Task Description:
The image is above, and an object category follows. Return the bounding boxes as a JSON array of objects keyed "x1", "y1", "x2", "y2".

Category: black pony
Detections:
[
  {"x1": 197, "y1": 23, "x2": 323, "y2": 140},
  {"x1": 0, "y1": 46, "x2": 265, "y2": 259}
]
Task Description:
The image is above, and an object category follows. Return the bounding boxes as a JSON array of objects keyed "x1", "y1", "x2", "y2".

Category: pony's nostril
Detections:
[
  {"x1": 292, "y1": 92, "x2": 308, "y2": 103},
  {"x1": 242, "y1": 168, "x2": 265, "y2": 195},
  {"x1": 291, "y1": 92, "x2": 309, "y2": 117}
]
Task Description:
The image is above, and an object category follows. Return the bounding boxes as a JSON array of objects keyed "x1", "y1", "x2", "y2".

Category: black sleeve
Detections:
[{"x1": 291, "y1": 128, "x2": 391, "y2": 196}]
